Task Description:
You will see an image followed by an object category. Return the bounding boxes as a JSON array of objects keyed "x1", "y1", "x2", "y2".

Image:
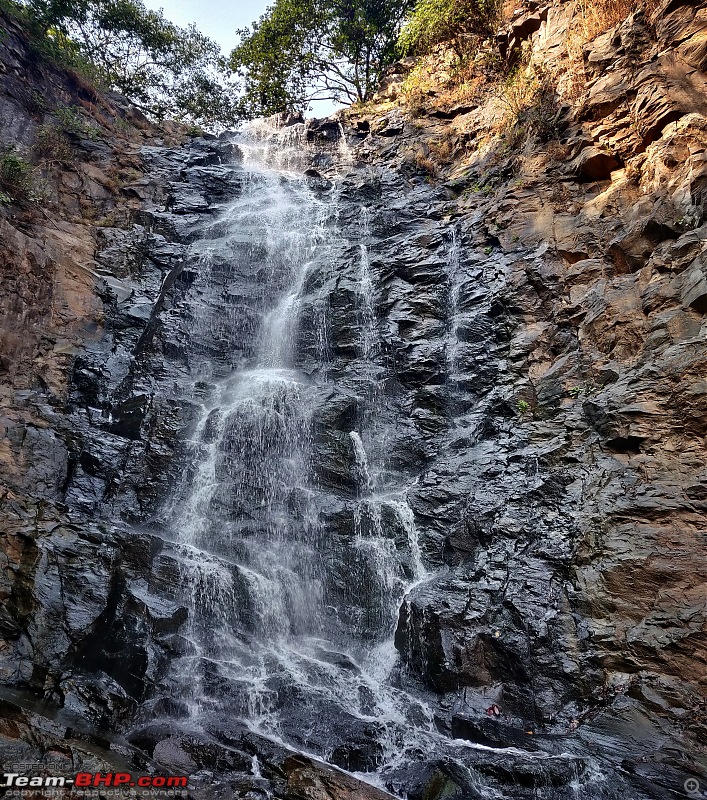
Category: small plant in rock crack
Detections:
[
  {"x1": 33, "y1": 124, "x2": 73, "y2": 162},
  {"x1": 54, "y1": 106, "x2": 100, "y2": 140},
  {"x1": 517, "y1": 399, "x2": 530, "y2": 414},
  {"x1": 112, "y1": 116, "x2": 132, "y2": 136},
  {"x1": 27, "y1": 89, "x2": 47, "y2": 115},
  {"x1": 676, "y1": 214, "x2": 701, "y2": 231},
  {"x1": 568, "y1": 384, "x2": 596, "y2": 398},
  {"x1": 474, "y1": 180, "x2": 493, "y2": 193},
  {"x1": 0, "y1": 148, "x2": 34, "y2": 202}
]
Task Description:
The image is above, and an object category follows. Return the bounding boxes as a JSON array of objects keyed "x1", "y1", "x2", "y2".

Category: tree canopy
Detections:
[
  {"x1": 8, "y1": 0, "x2": 505, "y2": 126},
  {"x1": 15, "y1": 0, "x2": 240, "y2": 127},
  {"x1": 230, "y1": 0, "x2": 414, "y2": 117}
]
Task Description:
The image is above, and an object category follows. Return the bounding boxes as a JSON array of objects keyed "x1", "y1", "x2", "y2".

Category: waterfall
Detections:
[
  {"x1": 153, "y1": 121, "x2": 597, "y2": 796},
  {"x1": 358, "y1": 206, "x2": 378, "y2": 363},
  {"x1": 446, "y1": 225, "x2": 461, "y2": 386},
  {"x1": 159, "y1": 120, "x2": 439, "y2": 775}
]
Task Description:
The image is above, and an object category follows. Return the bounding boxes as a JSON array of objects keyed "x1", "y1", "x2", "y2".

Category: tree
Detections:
[
  {"x1": 70, "y1": 0, "x2": 240, "y2": 126},
  {"x1": 18, "y1": 0, "x2": 241, "y2": 127},
  {"x1": 24, "y1": 0, "x2": 91, "y2": 33},
  {"x1": 230, "y1": 0, "x2": 413, "y2": 117}
]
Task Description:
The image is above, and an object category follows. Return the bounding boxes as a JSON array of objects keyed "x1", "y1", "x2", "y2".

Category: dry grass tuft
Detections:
[
  {"x1": 573, "y1": 0, "x2": 636, "y2": 44},
  {"x1": 414, "y1": 150, "x2": 439, "y2": 176},
  {"x1": 496, "y1": 65, "x2": 563, "y2": 150},
  {"x1": 564, "y1": 0, "x2": 658, "y2": 92},
  {"x1": 429, "y1": 136, "x2": 456, "y2": 163},
  {"x1": 399, "y1": 45, "x2": 501, "y2": 120}
]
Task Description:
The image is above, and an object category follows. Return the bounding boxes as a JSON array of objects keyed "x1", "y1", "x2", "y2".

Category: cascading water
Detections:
[
  {"x1": 157, "y1": 120, "x2": 441, "y2": 779},
  {"x1": 153, "y1": 120, "x2": 596, "y2": 797},
  {"x1": 446, "y1": 225, "x2": 461, "y2": 387}
]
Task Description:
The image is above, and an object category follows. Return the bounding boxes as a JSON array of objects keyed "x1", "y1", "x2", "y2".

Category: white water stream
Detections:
[{"x1": 159, "y1": 121, "x2": 441, "y2": 777}]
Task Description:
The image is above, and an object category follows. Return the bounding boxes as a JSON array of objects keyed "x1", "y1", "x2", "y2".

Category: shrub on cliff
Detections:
[
  {"x1": 398, "y1": 0, "x2": 501, "y2": 58},
  {"x1": 0, "y1": 147, "x2": 42, "y2": 203},
  {"x1": 500, "y1": 65, "x2": 563, "y2": 147},
  {"x1": 230, "y1": 0, "x2": 413, "y2": 115}
]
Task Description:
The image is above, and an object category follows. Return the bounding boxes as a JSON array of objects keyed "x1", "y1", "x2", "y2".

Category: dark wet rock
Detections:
[
  {"x1": 310, "y1": 391, "x2": 361, "y2": 493},
  {"x1": 282, "y1": 755, "x2": 396, "y2": 799},
  {"x1": 2, "y1": 2, "x2": 707, "y2": 798},
  {"x1": 451, "y1": 714, "x2": 544, "y2": 750},
  {"x1": 306, "y1": 118, "x2": 343, "y2": 143}
]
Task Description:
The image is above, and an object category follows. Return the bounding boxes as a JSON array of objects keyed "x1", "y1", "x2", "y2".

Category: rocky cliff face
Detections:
[{"x1": 0, "y1": 2, "x2": 706, "y2": 799}]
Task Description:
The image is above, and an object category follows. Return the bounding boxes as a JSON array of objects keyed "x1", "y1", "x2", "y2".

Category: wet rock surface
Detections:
[{"x1": 1, "y1": 1, "x2": 707, "y2": 799}]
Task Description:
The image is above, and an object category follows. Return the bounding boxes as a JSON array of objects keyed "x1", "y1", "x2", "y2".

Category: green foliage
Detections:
[
  {"x1": 54, "y1": 104, "x2": 99, "y2": 138},
  {"x1": 24, "y1": 0, "x2": 91, "y2": 33},
  {"x1": 230, "y1": 0, "x2": 321, "y2": 116},
  {"x1": 0, "y1": 149, "x2": 32, "y2": 189},
  {"x1": 516, "y1": 398, "x2": 530, "y2": 414},
  {"x1": 7, "y1": 0, "x2": 241, "y2": 127},
  {"x1": 33, "y1": 122, "x2": 73, "y2": 159},
  {"x1": 568, "y1": 384, "x2": 596, "y2": 399},
  {"x1": 70, "y1": 0, "x2": 241, "y2": 126},
  {"x1": 500, "y1": 66, "x2": 562, "y2": 148},
  {"x1": 398, "y1": 0, "x2": 501, "y2": 58},
  {"x1": 230, "y1": 0, "x2": 413, "y2": 116},
  {"x1": 0, "y1": 147, "x2": 37, "y2": 202}
]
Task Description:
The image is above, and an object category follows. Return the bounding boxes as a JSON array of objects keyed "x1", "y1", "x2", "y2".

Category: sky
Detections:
[
  {"x1": 142, "y1": 0, "x2": 267, "y2": 55},
  {"x1": 141, "y1": 0, "x2": 340, "y2": 117}
]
